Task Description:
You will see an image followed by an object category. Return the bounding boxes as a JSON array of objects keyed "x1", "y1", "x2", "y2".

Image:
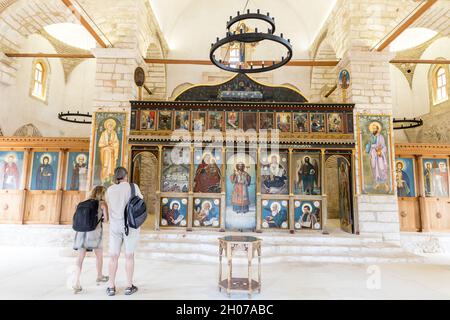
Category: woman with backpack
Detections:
[{"x1": 72, "y1": 185, "x2": 109, "y2": 294}]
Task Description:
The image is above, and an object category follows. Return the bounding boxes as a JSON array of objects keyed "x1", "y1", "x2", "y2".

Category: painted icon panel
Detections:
[
  {"x1": 160, "y1": 197, "x2": 188, "y2": 227},
  {"x1": 358, "y1": 115, "x2": 393, "y2": 195},
  {"x1": 174, "y1": 111, "x2": 190, "y2": 130},
  {"x1": 261, "y1": 152, "x2": 289, "y2": 195},
  {"x1": 192, "y1": 111, "x2": 207, "y2": 131},
  {"x1": 193, "y1": 148, "x2": 222, "y2": 193},
  {"x1": 337, "y1": 157, "x2": 353, "y2": 233},
  {"x1": 395, "y1": 157, "x2": 415, "y2": 197},
  {"x1": 293, "y1": 113, "x2": 309, "y2": 133},
  {"x1": 30, "y1": 152, "x2": 59, "y2": 190},
  {"x1": 208, "y1": 111, "x2": 224, "y2": 131},
  {"x1": 261, "y1": 200, "x2": 288, "y2": 229},
  {"x1": 328, "y1": 113, "x2": 344, "y2": 133},
  {"x1": 0, "y1": 151, "x2": 25, "y2": 190},
  {"x1": 294, "y1": 200, "x2": 322, "y2": 230},
  {"x1": 158, "y1": 111, "x2": 173, "y2": 131},
  {"x1": 140, "y1": 110, "x2": 156, "y2": 130},
  {"x1": 276, "y1": 113, "x2": 291, "y2": 133},
  {"x1": 226, "y1": 112, "x2": 240, "y2": 130},
  {"x1": 225, "y1": 152, "x2": 257, "y2": 231},
  {"x1": 193, "y1": 198, "x2": 220, "y2": 228},
  {"x1": 293, "y1": 153, "x2": 321, "y2": 195},
  {"x1": 92, "y1": 112, "x2": 126, "y2": 187},
  {"x1": 242, "y1": 112, "x2": 257, "y2": 131},
  {"x1": 161, "y1": 147, "x2": 190, "y2": 193},
  {"x1": 259, "y1": 113, "x2": 274, "y2": 130},
  {"x1": 66, "y1": 152, "x2": 89, "y2": 191},
  {"x1": 423, "y1": 158, "x2": 449, "y2": 197},
  {"x1": 310, "y1": 113, "x2": 326, "y2": 133}
]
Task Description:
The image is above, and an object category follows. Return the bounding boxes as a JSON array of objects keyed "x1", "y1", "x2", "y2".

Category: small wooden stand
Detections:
[{"x1": 218, "y1": 236, "x2": 262, "y2": 299}]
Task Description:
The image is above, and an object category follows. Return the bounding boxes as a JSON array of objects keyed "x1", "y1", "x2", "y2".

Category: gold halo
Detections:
[
  {"x1": 268, "y1": 153, "x2": 280, "y2": 163},
  {"x1": 76, "y1": 154, "x2": 87, "y2": 163},
  {"x1": 270, "y1": 202, "x2": 281, "y2": 212},
  {"x1": 4, "y1": 153, "x2": 17, "y2": 163},
  {"x1": 104, "y1": 118, "x2": 117, "y2": 130},
  {"x1": 424, "y1": 161, "x2": 432, "y2": 168},
  {"x1": 301, "y1": 203, "x2": 312, "y2": 212},
  {"x1": 201, "y1": 200, "x2": 212, "y2": 210},
  {"x1": 396, "y1": 159, "x2": 406, "y2": 170},
  {"x1": 170, "y1": 200, "x2": 181, "y2": 210},
  {"x1": 201, "y1": 152, "x2": 213, "y2": 162},
  {"x1": 369, "y1": 121, "x2": 382, "y2": 132},
  {"x1": 302, "y1": 155, "x2": 312, "y2": 163},
  {"x1": 40, "y1": 153, "x2": 52, "y2": 164}
]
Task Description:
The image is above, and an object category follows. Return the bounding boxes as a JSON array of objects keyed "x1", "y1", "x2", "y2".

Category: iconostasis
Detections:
[{"x1": 0, "y1": 137, "x2": 90, "y2": 225}]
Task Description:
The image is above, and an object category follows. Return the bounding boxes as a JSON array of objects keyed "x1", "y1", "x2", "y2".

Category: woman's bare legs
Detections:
[{"x1": 74, "y1": 249, "x2": 87, "y2": 288}]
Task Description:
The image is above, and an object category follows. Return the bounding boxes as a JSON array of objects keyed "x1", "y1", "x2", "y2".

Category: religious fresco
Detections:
[
  {"x1": 92, "y1": 112, "x2": 126, "y2": 187},
  {"x1": 261, "y1": 200, "x2": 288, "y2": 229},
  {"x1": 226, "y1": 112, "x2": 240, "y2": 130},
  {"x1": 358, "y1": 115, "x2": 393, "y2": 195},
  {"x1": 30, "y1": 152, "x2": 59, "y2": 190},
  {"x1": 66, "y1": 152, "x2": 89, "y2": 191},
  {"x1": 140, "y1": 110, "x2": 156, "y2": 130},
  {"x1": 328, "y1": 113, "x2": 343, "y2": 133},
  {"x1": 0, "y1": 151, "x2": 24, "y2": 190},
  {"x1": 193, "y1": 198, "x2": 220, "y2": 227},
  {"x1": 259, "y1": 113, "x2": 274, "y2": 130},
  {"x1": 208, "y1": 111, "x2": 224, "y2": 131},
  {"x1": 261, "y1": 152, "x2": 289, "y2": 195},
  {"x1": 192, "y1": 111, "x2": 207, "y2": 131},
  {"x1": 160, "y1": 197, "x2": 188, "y2": 227},
  {"x1": 158, "y1": 111, "x2": 173, "y2": 131},
  {"x1": 346, "y1": 113, "x2": 354, "y2": 133},
  {"x1": 337, "y1": 157, "x2": 353, "y2": 233},
  {"x1": 174, "y1": 111, "x2": 190, "y2": 130},
  {"x1": 293, "y1": 153, "x2": 320, "y2": 195},
  {"x1": 293, "y1": 113, "x2": 309, "y2": 133},
  {"x1": 193, "y1": 149, "x2": 222, "y2": 193},
  {"x1": 423, "y1": 158, "x2": 449, "y2": 197},
  {"x1": 243, "y1": 112, "x2": 257, "y2": 131},
  {"x1": 276, "y1": 113, "x2": 291, "y2": 133},
  {"x1": 294, "y1": 200, "x2": 321, "y2": 230},
  {"x1": 225, "y1": 152, "x2": 257, "y2": 231},
  {"x1": 161, "y1": 147, "x2": 190, "y2": 193},
  {"x1": 310, "y1": 114, "x2": 326, "y2": 133},
  {"x1": 395, "y1": 157, "x2": 415, "y2": 197}
]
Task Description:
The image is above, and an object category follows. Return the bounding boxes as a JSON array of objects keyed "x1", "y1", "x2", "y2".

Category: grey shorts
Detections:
[{"x1": 109, "y1": 222, "x2": 140, "y2": 256}]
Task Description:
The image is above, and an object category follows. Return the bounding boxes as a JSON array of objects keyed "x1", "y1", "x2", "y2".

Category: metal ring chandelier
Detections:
[
  {"x1": 393, "y1": 118, "x2": 423, "y2": 130},
  {"x1": 210, "y1": 9, "x2": 293, "y2": 73},
  {"x1": 58, "y1": 111, "x2": 92, "y2": 124}
]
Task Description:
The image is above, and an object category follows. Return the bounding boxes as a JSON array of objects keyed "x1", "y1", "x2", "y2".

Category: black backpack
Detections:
[
  {"x1": 124, "y1": 183, "x2": 147, "y2": 236},
  {"x1": 73, "y1": 199, "x2": 101, "y2": 232}
]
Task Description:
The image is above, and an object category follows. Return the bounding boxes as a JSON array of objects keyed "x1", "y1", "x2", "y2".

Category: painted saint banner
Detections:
[
  {"x1": 358, "y1": 115, "x2": 393, "y2": 195},
  {"x1": 30, "y1": 152, "x2": 59, "y2": 190}
]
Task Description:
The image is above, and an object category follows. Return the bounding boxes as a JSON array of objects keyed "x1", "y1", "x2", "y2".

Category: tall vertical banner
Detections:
[
  {"x1": 357, "y1": 115, "x2": 394, "y2": 195},
  {"x1": 90, "y1": 111, "x2": 128, "y2": 188}
]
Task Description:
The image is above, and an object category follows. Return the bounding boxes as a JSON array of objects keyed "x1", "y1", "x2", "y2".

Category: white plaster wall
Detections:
[
  {"x1": 0, "y1": 34, "x2": 95, "y2": 137},
  {"x1": 391, "y1": 37, "x2": 450, "y2": 119}
]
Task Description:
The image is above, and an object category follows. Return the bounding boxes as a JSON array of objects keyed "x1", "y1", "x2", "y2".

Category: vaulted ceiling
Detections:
[{"x1": 149, "y1": 0, "x2": 337, "y2": 59}]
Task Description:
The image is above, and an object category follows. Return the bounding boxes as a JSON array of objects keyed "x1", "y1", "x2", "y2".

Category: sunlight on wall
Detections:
[{"x1": 44, "y1": 23, "x2": 96, "y2": 50}]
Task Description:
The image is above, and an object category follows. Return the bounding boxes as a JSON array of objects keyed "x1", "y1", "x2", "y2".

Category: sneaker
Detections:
[
  {"x1": 124, "y1": 285, "x2": 138, "y2": 296},
  {"x1": 106, "y1": 287, "x2": 116, "y2": 296}
]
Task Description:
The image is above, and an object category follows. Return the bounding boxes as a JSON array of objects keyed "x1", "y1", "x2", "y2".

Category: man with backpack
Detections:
[{"x1": 106, "y1": 166, "x2": 146, "y2": 296}]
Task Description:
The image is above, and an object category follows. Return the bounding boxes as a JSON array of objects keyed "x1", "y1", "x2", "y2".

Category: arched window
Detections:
[
  {"x1": 436, "y1": 67, "x2": 448, "y2": 103},
  {"x1": 31, "y1": 60, "x2": 48, "y2": 101}
]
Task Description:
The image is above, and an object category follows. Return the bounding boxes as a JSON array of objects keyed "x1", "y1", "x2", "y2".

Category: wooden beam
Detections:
[
  {"x1": 61, "y1": 0, "x2": 108, "y2": 48},
  {"x1": 373, "y1": 0, "x2": 437, "y2": 52},
  {"x1": 144, "y1": 58, "x2": 340, "y2": 67},
  {"x1": 390, "y1": 59, "x2": 450, "y2": 65},
  {"x1": 5, "y1": 53, "x2": 95, "y2": 59}
]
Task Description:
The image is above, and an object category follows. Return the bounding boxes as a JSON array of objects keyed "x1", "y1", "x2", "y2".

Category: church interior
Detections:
[{"x1": 1, "y1": 0, "x2": 450, "y2": 300}]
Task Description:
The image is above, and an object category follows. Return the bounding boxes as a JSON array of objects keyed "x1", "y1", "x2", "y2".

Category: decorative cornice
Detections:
[
  {"x1": 0, "y1": 137, "x2": 90, "y2": 149},
  {"x1": 395, "y1": 142, "x2": 450, "y2": 155}
]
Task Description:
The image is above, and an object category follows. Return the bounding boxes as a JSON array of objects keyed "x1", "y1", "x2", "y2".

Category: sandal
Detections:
[
  {"x1": 106, "y1": 287, "x2": 116, "y2": 296},
  {"x1": 124, "y1": 285, "x2": 138, "y2": 296},
  {"x1": 96, "y1": 275, "x2": 109, "y2": 284},
  {"x1": 72, "y1": 285, "x2": 82, "y2": 294}
]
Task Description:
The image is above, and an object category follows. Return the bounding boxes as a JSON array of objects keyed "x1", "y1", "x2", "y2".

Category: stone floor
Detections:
[{"x1": 1, "y1": 245, "x2": 450, "y2": 300}]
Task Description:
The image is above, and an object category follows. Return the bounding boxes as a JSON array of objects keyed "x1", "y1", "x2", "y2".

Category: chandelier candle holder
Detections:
[
  {"x1": 210, "y1": 9, "x2": 293, "y2": 73},
  {"x1": 393, "y1": 117, "x2": 423, "y2": 130},
  {"x1": 58, "y1": 111, "x2": 92, "y2": 124}
]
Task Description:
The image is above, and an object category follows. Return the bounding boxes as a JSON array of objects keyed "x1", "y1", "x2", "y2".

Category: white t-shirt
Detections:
[{"x1": 106, "y1": 182, "x2": 143, "y2": 225}]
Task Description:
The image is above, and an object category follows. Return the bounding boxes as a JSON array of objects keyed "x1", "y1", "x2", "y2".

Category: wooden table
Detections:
[{"x1": 218, "y1": 236, "x2": 262, "y2": 298}]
